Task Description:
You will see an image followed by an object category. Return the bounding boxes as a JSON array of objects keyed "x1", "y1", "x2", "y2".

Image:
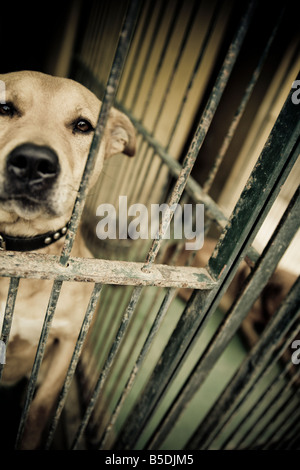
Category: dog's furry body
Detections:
[{"x1": 0, "y1": 71, "x2": 135, "y2": 448}]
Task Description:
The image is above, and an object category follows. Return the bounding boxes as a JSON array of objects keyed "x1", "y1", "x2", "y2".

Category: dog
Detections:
[{"x1": 0, "y1": 70, "x2": 136, "y2": 449}]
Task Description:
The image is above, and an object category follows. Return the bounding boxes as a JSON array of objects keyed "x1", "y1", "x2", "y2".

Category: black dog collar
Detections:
[{"x1": 0, "y1": 223, "x2": 69, "y2": 252}]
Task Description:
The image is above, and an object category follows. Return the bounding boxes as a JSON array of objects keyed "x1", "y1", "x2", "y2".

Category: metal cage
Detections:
[{"x1": 0, "y1": 0, "x2": 299, "y2": 450}]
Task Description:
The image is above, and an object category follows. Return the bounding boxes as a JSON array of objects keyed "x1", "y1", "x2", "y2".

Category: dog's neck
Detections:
[{"x1": 0, "y1": 222, "x2": 70, "y2": 252}]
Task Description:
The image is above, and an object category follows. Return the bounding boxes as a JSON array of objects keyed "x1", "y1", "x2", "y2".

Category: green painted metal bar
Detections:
[
  {"x1": 249, "y1": 374, "x2": 300, "y2": 449},
  {"x1": 45, "y1": 283, "x2": 103, "y2": 449},
  {"x1": 185, "y1": 275, "x2": 300, "y2": 449},
  {"x1": 247, "y1": 370, "x2": 300, "y2": 449},
  {"x1": 0, "y1": 277, "x2": 20, "y2": 381},
  {"x1": 145, "y1": 186, "x2": 300, "y2": 450},
  {"x1": 113, "y1": 78, "x2": 299, "y2": 450},
  {"x1": 219, "y1": 320, "x2": 300, "y2": 450},
  {"x1": 279, "y1": 410, "x2": 300, "y2": 450},
  {"x1": 59, "y1": 0, "x2": 142, "y2": 266},
  {"x1": 15, "y1": 280, "x2": 63, "y2": 449}
]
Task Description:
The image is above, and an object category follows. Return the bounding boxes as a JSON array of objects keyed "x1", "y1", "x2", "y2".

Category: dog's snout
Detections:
[{"x1": 6, "y1": 143, "x2": 59, "y2": 190}]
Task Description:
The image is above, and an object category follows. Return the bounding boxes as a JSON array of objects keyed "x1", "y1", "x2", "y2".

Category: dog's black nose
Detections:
[{"x1": 6, "y1": 143, "x2": 59, "y2": 190}]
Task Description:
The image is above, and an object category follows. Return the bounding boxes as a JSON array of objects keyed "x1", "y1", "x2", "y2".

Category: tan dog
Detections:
[{"x1": 0, "y1": 71, "x2": 136, "y2": 448}]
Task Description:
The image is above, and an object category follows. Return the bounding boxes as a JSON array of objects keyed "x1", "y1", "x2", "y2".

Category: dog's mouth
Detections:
[{"x1": 0, "y1": 193, "x2": 57, "y2": 219}]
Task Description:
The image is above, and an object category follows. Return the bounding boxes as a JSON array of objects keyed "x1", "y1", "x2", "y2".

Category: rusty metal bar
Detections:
[
  {"x1": 45, "y1": 283, "x2": 103, "y2": 449},
  {"x1": 59, "y1": 0, "x2": 142, "y2": 266},
  {"x1": 0, "y1": 253, "x2": 215, "y2": 290}
]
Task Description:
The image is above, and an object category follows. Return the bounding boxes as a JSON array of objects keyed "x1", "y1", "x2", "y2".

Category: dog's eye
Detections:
[
  {"x1": 73, "y1": 118, "x2": 94, "y2": 134},
  {"x1": 0, "y1": 103, "x2": 16, "y2": 117}
]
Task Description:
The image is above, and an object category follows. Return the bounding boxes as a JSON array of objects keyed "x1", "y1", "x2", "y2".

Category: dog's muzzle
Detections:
[{"x1": 6, "y1": 143, "x2": 60, "y2": 195}]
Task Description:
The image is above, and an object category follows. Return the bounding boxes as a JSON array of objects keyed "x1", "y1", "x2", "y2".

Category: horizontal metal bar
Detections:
[{"x1": 0, "y1": 252, "x2": 215, "y2": 289}]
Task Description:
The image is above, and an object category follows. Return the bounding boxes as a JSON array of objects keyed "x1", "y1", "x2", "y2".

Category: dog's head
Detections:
[{"x1": 0, "y1": 71, "x2": 135, "y2": 235}]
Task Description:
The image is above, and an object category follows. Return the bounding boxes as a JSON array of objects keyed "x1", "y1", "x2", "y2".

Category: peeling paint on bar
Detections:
[{"x1": 0, "y1": 252, "x2": 215, "y2": 289}]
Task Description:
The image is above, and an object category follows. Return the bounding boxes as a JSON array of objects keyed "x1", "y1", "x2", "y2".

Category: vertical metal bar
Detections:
[
  {"x1": 119, "y1": 0, "x2": 155, "y2": 107},
  {"x1": 128, "y1": 0, "x2": 168, "y2": 112},
  {"x1": 202, "y1": 7, "x2": 285, "y2": 193},
  {"x1": 149, "y1": 0, "x2": 199, "y2": 136},
  {"x1": 166, "y1": 0, "x2": 221, "y2": 151},
  {"x1": 282, "y1": 412, "x2": 300, "y2": 450},
  {"x1": 242, "y1": 371, "x2": 300, "y2": 449},
  {"x1": 247, "y1": 370, "x2": 300, "y2": 449},
  {"x1": 220, "y1": 320, "x2": 300, "y2": 449},
  {"x1": 185, "y1": 277, "x2": 300, "y2": 450},
  {"x1": 59, "y1": 0, "x2": 142, "y2": 266},
  {"x1": 45, "y1": 283, "x2": 103, "y2": 449},
  {"x1": 0, "y1": 277, "x2": 20, "y2": 381},
  {"x1": 145, "y1": 187, "x2": 300, "y2": 450},
  {"x1": 15, "y1": 280, "x2": 63, "y2": 449},
  {"x1": 142, "y1": 0, "x2": 257, "y2": 270},
  {"x1": 139, "y1": 0, "x2": 183, "y2": 123},
  {"x1": 71, "y1": 285, "x2": 143, "y2": 449},
  {"x1": 99, "y1": 287, "x2": 177, "y2": 449}
]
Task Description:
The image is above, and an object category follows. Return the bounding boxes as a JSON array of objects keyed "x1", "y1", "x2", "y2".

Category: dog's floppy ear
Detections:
[{"x1": 105, "y1": 108, "x2": 136, "y2": 159}]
